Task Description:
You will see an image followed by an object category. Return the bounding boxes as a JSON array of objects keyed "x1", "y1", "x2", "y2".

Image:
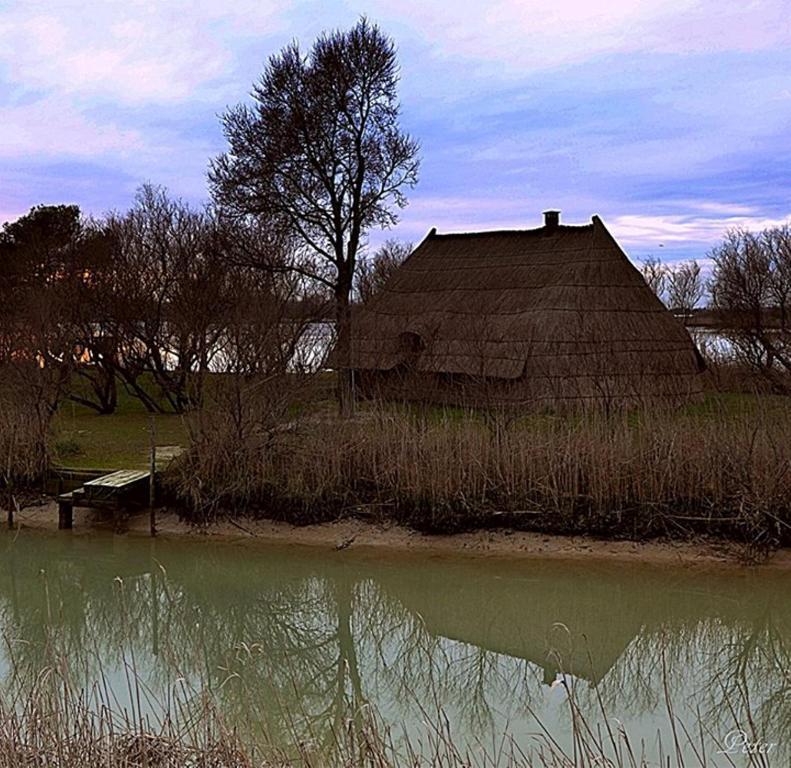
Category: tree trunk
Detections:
[{"x1": 335, "y1": 267, "x2": 355, "y2": 418}]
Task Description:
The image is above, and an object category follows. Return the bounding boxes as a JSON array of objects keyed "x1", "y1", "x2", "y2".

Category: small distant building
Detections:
[{"x1": 348, "y1": 212, "x2": 704, "y2": 408}]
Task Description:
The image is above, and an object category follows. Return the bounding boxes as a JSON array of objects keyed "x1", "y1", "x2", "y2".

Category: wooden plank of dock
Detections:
[
  {"x1": 58, "y1": 469, "x2": 152, "y2": 529},
  {"x1": 84, "y1": 469, "x2": 150, "y2": 489},
  {"x1": 83, "y1": 470, "x2": 150, "y2": 503}
]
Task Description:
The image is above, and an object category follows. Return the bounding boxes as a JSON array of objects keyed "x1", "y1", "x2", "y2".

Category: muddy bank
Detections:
[{"x1": 9, "y1": 498, "x2": 791, "y2": 570}]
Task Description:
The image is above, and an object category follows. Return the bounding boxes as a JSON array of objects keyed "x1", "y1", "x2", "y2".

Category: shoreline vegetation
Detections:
[
  {"x1": 2, "y1": 378, "x2": 791, "y2": 565},
  {"x1": 164, "y1": 388, "x2": 791, "y2": 562},
  {"x1": 0, "y1": 663, "x2": 777, "y2": 768}
]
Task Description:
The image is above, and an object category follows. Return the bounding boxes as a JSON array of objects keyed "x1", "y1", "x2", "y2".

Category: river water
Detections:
[{"x1": 0, "y1": 530, "x2": 787, "y2": 765}]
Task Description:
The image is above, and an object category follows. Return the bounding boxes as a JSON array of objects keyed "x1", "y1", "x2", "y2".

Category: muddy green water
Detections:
[{"x1": 0, "y1": 530, "x2": 788, "y2": 765}]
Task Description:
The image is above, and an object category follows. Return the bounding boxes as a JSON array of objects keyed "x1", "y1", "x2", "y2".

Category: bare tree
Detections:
[
  {"x1": 210, "y1": 18, "x2": 420, "y2": 416},
  {"x1": 102, "y1": 185, "x2": 237, "y2": 413},
  {"x1": 709, "y1": 226, "x2": 791, "y2": 391},
  {"x1": 640, "y1": 256, "x2": 668, "y2": 303},
  {"x1": 666, "y1": 259, "x2": 705, "y2": 320},
  {"x1": 59, "y1": 218, "x2": 121, "y2": 414},
  {"x1": 355, "y1": 238, "x2": 412, "y2": 303}
]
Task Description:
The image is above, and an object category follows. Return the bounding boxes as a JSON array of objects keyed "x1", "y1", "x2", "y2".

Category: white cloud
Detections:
[
  {"x1": 3, "y1": 1, "x2": 788, "y2": 111},
  {"x1": 0, "y1": 1, "x2": 287, "y2": 104},
  {"x1": 363, "y1": 0, "x2": 791, "y2": 76},
  {"x1": 608, "y1": 212, "x2": 791, "y2": 246},
  {"x1": 681, "y1": 202, "x2": 761, "y2": 217},
  {"x1": 0, "y1": 97, "x2": 141, "y2": 158}
]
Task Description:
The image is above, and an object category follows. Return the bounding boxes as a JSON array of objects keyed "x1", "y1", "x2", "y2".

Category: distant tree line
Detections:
[{"x1": 0, "y1": 192, "x2": 414, "y2": 418}]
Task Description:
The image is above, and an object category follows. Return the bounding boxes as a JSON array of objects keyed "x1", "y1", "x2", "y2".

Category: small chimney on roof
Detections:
[{"x1": 543, "y1": 210, "x2": 560, "y2": 230}]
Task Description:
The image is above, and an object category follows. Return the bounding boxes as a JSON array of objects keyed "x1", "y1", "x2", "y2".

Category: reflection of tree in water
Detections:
[
  {"x1": 0, "y1": 534, "x2": 789, "y2": 757},
  {"x1": 664, "y1": 616, "x2": 790, "y2": 739},
  {"x1": 124, "y1": 568, "x2": 370, "y2": 751},
  {"x1": 0, "y1": 540, "x2": 365, "y2": 750},
  {"x1": 0, "y1": 543, "x2": 139, "y2": 685},
  {"x1": 355, "y1": 578, "x2": 536, "y2": 737}
]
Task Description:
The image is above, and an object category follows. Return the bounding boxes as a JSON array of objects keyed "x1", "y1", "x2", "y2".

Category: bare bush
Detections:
[
  {"x1": 167, "y1": 266, "x2": 324, "y2": 520},
  {"x1": 0, "y1": 366, "x2": 52, "y2": 499},
  {"x1": 667, "y1": 259, "x2": 705, "y2": 319},
  {"x1": 709, "y1": 226, "x2": 791, "y2": 392}
]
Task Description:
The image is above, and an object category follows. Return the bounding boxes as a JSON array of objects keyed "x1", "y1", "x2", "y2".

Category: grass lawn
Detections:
[{"x1": 52, "y1": 380, "x2": 188, "y2": 471}]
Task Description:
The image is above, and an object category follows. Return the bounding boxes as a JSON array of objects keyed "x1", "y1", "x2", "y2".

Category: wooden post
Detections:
[
  {"x1": 58, "y1": 496, "x2": 73, "y2": 529},
  {"x1": 149, "y1": 416, "x2": 157, "y2": 537}
]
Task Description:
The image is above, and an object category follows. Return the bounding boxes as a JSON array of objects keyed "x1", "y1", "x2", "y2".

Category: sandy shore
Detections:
[{"x1": 10, "y1": 498, "x2": 791, "y2": 570}]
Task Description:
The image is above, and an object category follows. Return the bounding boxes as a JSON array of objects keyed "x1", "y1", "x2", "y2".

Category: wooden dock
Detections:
[{"x1": 57, "y1": 469, "x2": 152, "y2": 529}]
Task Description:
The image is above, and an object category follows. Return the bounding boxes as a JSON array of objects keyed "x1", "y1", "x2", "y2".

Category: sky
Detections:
[{"x1": 1, "y1": 0, "x2": 790, "y2": 264}]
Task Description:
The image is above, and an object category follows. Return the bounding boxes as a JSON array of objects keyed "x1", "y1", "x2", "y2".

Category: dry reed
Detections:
[
  {"x1": 0, "y1": 370, "x2": 51, "y2": 503},
  {"x1": 0, "y1": 635, "x2": 778, "y2": 768},
  {"x1": 169, "y1": 394, "x2": 791, "y2": 551}
]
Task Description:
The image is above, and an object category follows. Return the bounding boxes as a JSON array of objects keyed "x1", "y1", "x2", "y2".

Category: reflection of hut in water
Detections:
[{"x1": 377, "y1": 563, "x2": 649, "y2": 686}]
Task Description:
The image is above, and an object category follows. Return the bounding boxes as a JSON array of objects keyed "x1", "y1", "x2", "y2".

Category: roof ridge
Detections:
[{"x1": 430, "y1": 223, "x2": 595, "y2": 238}]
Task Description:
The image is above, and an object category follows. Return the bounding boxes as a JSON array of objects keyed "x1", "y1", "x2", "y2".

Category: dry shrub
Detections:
[
  {"x1": 167, "y1": 373, "x2": 320, "y2": 523},
  {"x1": 0, "y1": 670, "x2": 253, "y2": 768},
  {"x1": 0, "y1": 365, "x2": 52, "y2": 490},
  {"x1": 169, "y1": 395, "x2": 791, "y2": 547},
  {"x1": 695, "y1": 331, "x2": 787, "y2": 396}
]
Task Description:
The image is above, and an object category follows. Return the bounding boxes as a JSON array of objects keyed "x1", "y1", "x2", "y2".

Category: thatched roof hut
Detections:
[{"x1": 349, "y1": 212, "x2": 704, "y2": 408}]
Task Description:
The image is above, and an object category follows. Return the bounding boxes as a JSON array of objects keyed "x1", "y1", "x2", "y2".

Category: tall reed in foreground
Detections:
[{"x1": 0, "y1": 632, "x2": 780, "y2": 767}]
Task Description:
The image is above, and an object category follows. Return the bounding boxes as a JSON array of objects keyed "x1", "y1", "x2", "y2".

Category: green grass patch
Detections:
[
  {"x1": 53, "y1": 377, "x2": 187, "y2": 470},
  {"x1": 53, "y1": 410, "x2": 186, "y2": 470}
]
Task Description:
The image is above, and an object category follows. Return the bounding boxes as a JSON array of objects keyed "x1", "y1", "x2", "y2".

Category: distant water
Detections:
[{"x1": 0, "y1": 530, "x2": 787, "y2": 765}]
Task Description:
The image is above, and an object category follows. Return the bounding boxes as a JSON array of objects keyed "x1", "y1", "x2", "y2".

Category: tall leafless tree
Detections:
[{"x1": 210, "y1": 18, "x2": 420, "y2": 416}]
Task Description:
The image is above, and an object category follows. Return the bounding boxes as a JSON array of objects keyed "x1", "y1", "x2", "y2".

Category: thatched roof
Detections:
[{"x1": 350, "y1": 214, "x2": 703, "y2": 404}]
